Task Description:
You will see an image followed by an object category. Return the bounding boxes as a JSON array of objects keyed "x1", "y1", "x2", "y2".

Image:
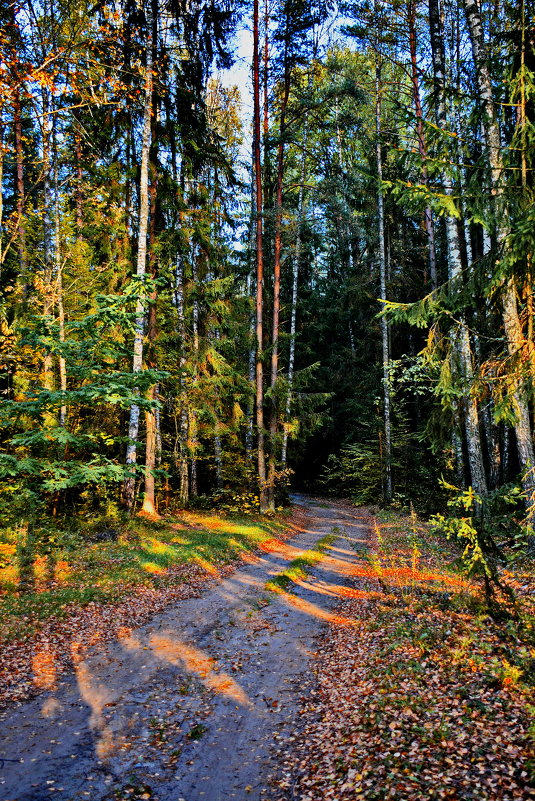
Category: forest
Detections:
[
  {"x1": 1, "y1": 0, "x2": 535, "y2": 541},
  {"x1": 0, "y1": 0, "x2": 534, "y2": 799}
]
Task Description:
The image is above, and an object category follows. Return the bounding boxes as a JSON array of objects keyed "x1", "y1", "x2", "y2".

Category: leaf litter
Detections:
[{"x1": 270, "y1": 511, "x2": 535, "y2": 801}]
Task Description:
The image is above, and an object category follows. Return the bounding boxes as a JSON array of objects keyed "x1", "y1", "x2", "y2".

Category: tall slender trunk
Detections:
[
  {"x1": 142, "y1": 6, "x2": 160, "y2": 518},
  {"x1": 246, "y1": 162, "x2": 257, "y2": 460},
  {"x1": 376, "y1": 62, "x2": 392, "y2": 503},
  {"x1": 246, "y1": 272, "x2": 256, "y2": 460},
  {"x1": 253, "y1": 0, "x2": 268, "y2": 512},
  {"x1": 141, "y1": 172, "x2": 159, "y2": 516},
  {"x1": 429, "y1": 0, "x2": 488, "y2": 499},
  {"x1": 41, "y1": 88, "x2": 55, "y2": 406},
  {"x1": 175, "y1": 256, "x2": 190, "y2": 505},
  {"x1": 189, "y1": 244, "x2": 200, "y2": 498},
  {"x1": 123, "y1": 8, "x2": 154, "y2": 511},
  {"x1": 266, "y1": 35, "x2": 292, "y2": 510},
  {"x1": 52, "y1": 111, "x2": 67, "y2": 427},
  {"x1": 464, "y1": 0, "x2": 535, "y2": 514},
  {"x1": 74, "y1": 127, "x2": 83, "y2": 235},
  {"x1": 407, "y1": 0, "x2": 437, "y2": 289},
  {"x1": 281, "y1": 144, "x2": 307, "y2": 467},
  {"x1": 13, "y1": 84, "x2": 27, "y2": 287}
]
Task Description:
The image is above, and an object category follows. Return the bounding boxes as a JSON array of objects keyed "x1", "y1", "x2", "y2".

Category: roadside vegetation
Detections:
[{"x1": 272, "y1": 508, "x2": 535, "y2": 801}]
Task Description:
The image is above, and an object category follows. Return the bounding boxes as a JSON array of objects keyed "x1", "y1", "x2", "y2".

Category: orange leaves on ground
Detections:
[
  {"x1": 0, "y1": 563, "x2": 210, "y2": 708},
  {"x1": 271, "y1": 514, "x2": 535, "y2": 801}
]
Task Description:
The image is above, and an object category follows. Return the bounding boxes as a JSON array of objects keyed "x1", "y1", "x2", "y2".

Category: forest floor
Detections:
[
  {"x1": 271, "y1": 507, "x2": 535, "y2": 801},
  {"x1": 0, "y1": 495, "x2": 371, "y2": 801},
  {"x1": 1, "y1": 498, "x2": 534, "y2": 801}
]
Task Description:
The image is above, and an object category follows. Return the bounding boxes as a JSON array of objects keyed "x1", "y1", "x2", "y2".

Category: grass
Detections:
[
  {"x1": 266, "y1": 532, "x2": 336, "y2": 592},
  {"x1": 0, "y1": 510, "x2": 288, "y2": 642}
]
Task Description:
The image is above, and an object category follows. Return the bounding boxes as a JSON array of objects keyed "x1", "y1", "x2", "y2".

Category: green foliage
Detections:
[{"x1": 430, "y1": 481, "x2": 530, "y2": 618}]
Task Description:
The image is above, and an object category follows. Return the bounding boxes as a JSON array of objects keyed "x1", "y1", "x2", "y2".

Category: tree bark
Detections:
[
  {"x1": 266, "y1": 30, "x2": 292, "y2": 510},
  {"x1": 175, "y1": 256, "x2": 190, "y2": 505},
  {"x1": 407, "y1": 0, "x2": 437, "y2": 289},
  {"x1": 123, "y1": 6, "x2": 154, "y2": 511},
  {"x1": 375, "y1": 61, "x2": 393, "y2": 503},
  {"x1": 13, "y1": 84, "x2": 27, "y2": 287},
  {"x1": 253, "y1": 0, "x2": 268, "y2": 512},
  {"x1": 463, "y1": 0, "x2": 535, "y2": 514},
  {"x1": 51, "y1": 108, "x2": 68, "y2": 428},
  {"x1": 429, "y1": 0, "x2": 488, "y2": 499},
  {"x1": 141, "y1": 5, "x2": 160, "y2": 518},
  {"x1": 281, "y1": 147, "x2": 307, "y2": 467}
]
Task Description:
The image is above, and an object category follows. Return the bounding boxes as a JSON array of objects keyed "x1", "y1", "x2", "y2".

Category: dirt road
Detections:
[{"x1": 0, "y1": 496, "x2": 369, "y2": 801}]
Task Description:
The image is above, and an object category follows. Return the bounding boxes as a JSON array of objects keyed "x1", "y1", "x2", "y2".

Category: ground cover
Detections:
[
  {"x1": 0, "y1": 509, "x2": 289, "y2": 707},
  {"x1": 272, "y1": 509, "x2": 535, "y2": 801}
]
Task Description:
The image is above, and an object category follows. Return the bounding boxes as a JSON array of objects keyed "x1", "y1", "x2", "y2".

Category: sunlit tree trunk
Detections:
[
  {"x1": 253, "y1": 0, "x2": 268, "y2": 512},
  {"x1": 50, "y1": 107, "x2": 68, "y2": 428},
  {"x1": 246, "y1": 271, "x2": 256, "y2": 460},
  {"x1": 267, "y1": 28, "x2": 292, "y2": 510},
  {"x1": 13, "y1": 84, "x2": 27, "y2": 288},
  {"x1": 142, "y1": 6, "x2": 160, "y2": 518},
  {"x1": 175, "y1": 256, "x2": 190, "y2": 505},
  {"x1": 189, "y1": 244, "x2": 200, "y2": 498},
  {"x1": 41, "y1": 88, "x2": 55, "y2": 408},
  {"x1": 123, "y1": 7, "x2": 154, "y2": 511}
]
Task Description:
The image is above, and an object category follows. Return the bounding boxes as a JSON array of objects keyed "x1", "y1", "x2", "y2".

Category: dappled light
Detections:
[
  {"x1": 149, "y1": 634, "x2": 252, "y2": 708},
  {"x1": 32, "y1": 648, "x2": 57, "y2": 691},
  {"x1": 271, "y1": 586, "x2": 357, "y2": 627}
]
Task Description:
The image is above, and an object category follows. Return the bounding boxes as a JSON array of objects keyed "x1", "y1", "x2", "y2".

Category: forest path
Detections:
[{"x1": 0, "y1": 496, "x2": 370, "y2": 801}]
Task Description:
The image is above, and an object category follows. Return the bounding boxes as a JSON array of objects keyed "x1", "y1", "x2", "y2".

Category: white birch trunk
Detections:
[
  {"x1": 123, "y1": 11, "x2": 153, "y2": 510},
  {"x1": 376, "y1": 63, "x2": 392, "y2": 503},
  {"x1": 53, "y1": 112, "x2": 67, "y2": 427},
  {"x1": 281, "y1": 139, "x2": 307, "y2": 467}
]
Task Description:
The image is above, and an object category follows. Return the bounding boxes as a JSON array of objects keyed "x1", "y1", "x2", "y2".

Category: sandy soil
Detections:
[{"x1": 0, "y1": 495, "x2": 370, "y2": 801}]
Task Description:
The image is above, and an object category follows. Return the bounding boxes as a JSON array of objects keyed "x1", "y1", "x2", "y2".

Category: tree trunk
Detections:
[
  {"x1": 266, "y1": 33, "x2": 292, "y2": 510},
  {"x1": 41, "y1": 88, "x2": 55, "y2": 409},
  {"x1": 253, "y1": 0, "x2": 268, "y2": 512},
  {"x1": 429, "y1": 0, "x2": 488, "y2": 499},
  {"x1": 13, "y1": 84, "x2": 27, "y2": 288},
  {"x1": 407, "y1": 0, "x2": 437, "y2": 289},
  {"x1": 375, "y1": 62, "x2": 393, "y2": 503},
  {"x1": 246, "y1": 271, "x2": 256, "y2": 460},
  {"x1": 142, "y1": 10, "x2": 160, "y2": 518},
  {"x1": 281, "y1": 150, "x2": 306, "y2": 468},
  {"x1": 175, "y1": 256, "x2": 190, "y2": 506},
  {"x1": 189, "y1": 244, "x2": 200, "y2": 498},
  {"x1": 52, "y1": 110, "x2": 67, "y2": 427},
  {"x1": 123, "y1": 7, "x2": 154, "y2": 511},
  {"x1": 74, "y1": 127, "x2": 83, "y2": 236},
  {"x1": 464, "y1": 0, "x2": 535, "y2": 514}
]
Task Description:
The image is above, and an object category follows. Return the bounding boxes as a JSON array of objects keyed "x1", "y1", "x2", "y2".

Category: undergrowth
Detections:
[{"x1": 0, "y1": 510, "x2": 288, "y2": 643}]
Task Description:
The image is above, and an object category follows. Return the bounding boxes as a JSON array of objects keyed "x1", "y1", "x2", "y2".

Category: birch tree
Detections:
[{"x1": 123, "y1": 5, "x2": 154, "y2": 511}]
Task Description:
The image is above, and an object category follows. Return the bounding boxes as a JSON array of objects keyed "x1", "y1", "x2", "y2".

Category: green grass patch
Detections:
[
  {"x1": 266, "y1": 533, "x2": 336, "y2": 592},
  {"x1": 0, "y1": 510, "x2": 289, "y2": 642}
]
